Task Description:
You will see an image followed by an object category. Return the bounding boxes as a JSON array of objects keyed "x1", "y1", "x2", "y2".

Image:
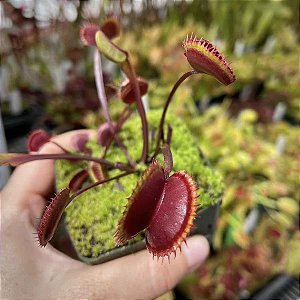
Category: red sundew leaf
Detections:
[
  {"x1": 100, "y1": 17, "x2": 120, "y2": 39},
  {"x1": 183, "y1": 34, "x2": 236, "y2": 85},
  {"x1": 119, "y1": 77, "x2": 148, "y2": 104},
  {"x1": 114, "y1": 160, "x2": 166, "y2": 245},
  {"x1": 145, "y1": 171, "x2": 198, "y2": 258},
  {"x1": 37, "y1": 188, "x2": 70, "y2": 247},
  {"x1": 69, "y1": 170, "x2": 89, "y2": 192},
  {"x1": 88, "y1": 162, "x2": 106, "y2": 182},
  {"x1": 27, "y1": 129, "x2": 51, "y2": 152},
  {"x1": 80, "y1": 23, "x2": 100, "y2": 46},
  {"x1": 97, "y1": 122, "x2": 117, "y2": 147}
]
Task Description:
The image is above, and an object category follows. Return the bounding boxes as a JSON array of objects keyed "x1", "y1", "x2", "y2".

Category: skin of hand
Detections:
[{"x1": 0, "y1": 130, "x2": 209, "y2": 300}]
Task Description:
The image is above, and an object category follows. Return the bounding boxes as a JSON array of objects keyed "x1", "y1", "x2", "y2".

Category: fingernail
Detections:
[{"x1": 183, "y1": 235, "x2": 210, "y2": 271}]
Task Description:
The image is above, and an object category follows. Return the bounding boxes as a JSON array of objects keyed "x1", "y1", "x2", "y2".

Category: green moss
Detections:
[{"x1": 56, "y1": 110, "x2": 223, "y2": 258}]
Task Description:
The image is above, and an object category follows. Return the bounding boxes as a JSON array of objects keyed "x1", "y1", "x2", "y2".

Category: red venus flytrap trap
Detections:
[
  {"x1": 182, "y1": 33, "x2": 236, "y2": 86},
  {"x1": 0, "y1": 18, "x2": 236, "y2": 261},
  {"x1": 114, "y1": 146, "x2": 198, "y2": 258}
]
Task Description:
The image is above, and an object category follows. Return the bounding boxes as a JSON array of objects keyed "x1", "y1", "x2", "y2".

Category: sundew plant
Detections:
[{"x1": 0, "y1": 19, "x2": 236, "y2": 260}]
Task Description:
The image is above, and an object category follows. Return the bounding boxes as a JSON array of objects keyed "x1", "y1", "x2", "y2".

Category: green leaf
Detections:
[{"x1": 95, "y1": 30, "x2": 127, "y2": 63}]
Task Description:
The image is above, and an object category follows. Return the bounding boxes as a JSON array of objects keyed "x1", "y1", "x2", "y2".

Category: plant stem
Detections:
[
  {"x1": 121, "y1": 59, "x2": 149, "y2": 163},
  {"x1": 102, "y1": 106, "x2": 133, "y2": 158},
  {"x1": 94, "y1": 50, "x2": 135, "y2": 166},
  {"x1": 161, "y1": 143, "x2": 173, "y2": 178},
  {"x1": 69, "y1": 171, "x2": 135, "y2": 202},
  {"x1": 94, "y1": 50, "x2": 111, "y2": 123},
  {"x1": 153, "y1": 70, "x2": 198, "y2": 158},
  {"x1": 50, "y1": 141, "x2": 71, "y2": 154},
  {"x1": 8, "y1": 153, "x2": 133, "y2": 172},
  {"x1": 166, "y1": 124, "x2": 173, "y2": 146},
  {"x1": 102, "y1": 105, "x2": 136, "y2": 168}
]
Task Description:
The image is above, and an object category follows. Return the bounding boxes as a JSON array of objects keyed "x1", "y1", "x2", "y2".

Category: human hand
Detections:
[{"x1": 1, "y1": 130, "x2": 209, "y2": 300}]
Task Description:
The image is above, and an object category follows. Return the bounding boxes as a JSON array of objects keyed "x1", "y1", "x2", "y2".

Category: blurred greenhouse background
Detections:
[{"x1": 0, "y1": 0, "x2": 299, "y2": 299}]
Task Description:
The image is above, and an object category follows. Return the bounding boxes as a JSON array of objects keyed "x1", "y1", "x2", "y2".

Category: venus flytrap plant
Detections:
[{"x1": 0, "y1": 23, "x2": 236, "y2": 260}]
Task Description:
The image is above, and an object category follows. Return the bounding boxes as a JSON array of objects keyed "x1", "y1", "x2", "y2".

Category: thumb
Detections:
[{"x1": 54, "y1": 235, "x2": 209, "y2": 300}]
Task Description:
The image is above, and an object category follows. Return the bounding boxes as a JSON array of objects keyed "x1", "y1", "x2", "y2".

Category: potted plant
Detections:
[{"x1": 0, "y1": 20, "x2": 236, "y2": 263}]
